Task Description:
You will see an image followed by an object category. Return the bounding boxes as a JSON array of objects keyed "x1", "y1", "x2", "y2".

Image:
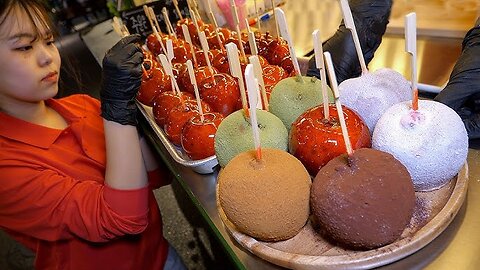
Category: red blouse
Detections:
[{"x1": 0, "y1": 94, "x2": 169, "y2": 270}]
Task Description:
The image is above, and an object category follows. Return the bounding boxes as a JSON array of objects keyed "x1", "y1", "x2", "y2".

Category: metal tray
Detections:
[{"x1": 138, "y1": 102, "x2": 219, "y2": 174}]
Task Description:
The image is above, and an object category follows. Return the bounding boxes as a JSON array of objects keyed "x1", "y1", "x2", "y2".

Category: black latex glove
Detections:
[
  {"x1": 101, "y1": 34, "x2": 144, "y2": 126},
  {"x1": 434, "y1": 24, "x2": 480, "y2": 140},
  {"x1": 306, "y1": 0, "x2": 392, "y2": 84}
]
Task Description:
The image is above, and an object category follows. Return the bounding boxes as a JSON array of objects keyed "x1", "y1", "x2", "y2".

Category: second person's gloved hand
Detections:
[
  {"x1": 101, "y1": 34, "x2": 144, "y2": 126},
  {"x1": 435, "y1": 23, "x2": 480, "y2": 139},
  {"x1": 306, "y1": 0, "x2": 392, "y2": 84}
]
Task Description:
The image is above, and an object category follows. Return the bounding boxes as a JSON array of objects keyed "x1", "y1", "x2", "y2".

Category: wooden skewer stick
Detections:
[
  {"x1": 152, "y1": 25, "x2": 167, "y2": 55},
  {"x1": 111, "y1": 17, "x2": 124, "y2": 37},
  {"x1": 254, "y1": 0, "x2": 261, "y2": 32},
  {"x1": 158, "y1": 54, "x2": 183, "y2": 99},
  {"x1": 162, "y1": 7, "x2": 177, "y2": 39},
  {"x1": 245, "y1": 64, "x2": 263, "y2": 161},
  {"x1": 324, "y1": 51, "x2": 354, "y2": 157},
  {"x1": 229, "y1": 0, "x2": 246, "y2": 59},
  {"x1": 190, "y1": 9, "x2": 201, "y2": 40},
  {"x1": 245, "y1": 19, "x2": 258, "y2": 55},
  {"x1": 249, "y1": 55, "x2": 269, "y2": 111},
  {"x1": 206, "y1": 0, "x2": 226, "y2": 51},
  {"x1": 270, "y1": 0, "x2": 279, "y2": 37},
  {"x1": 191, "y1": 0, "x2": 203, "y2": 22},
  {"x1": 199, "y1": 31, "x2": 216, "y2": 85},
  {"x1": 313, "y1": 29, "x2": 330, "y2": 120},
  {"x1": 181, "y1": 24, "x2": 198, "y2": 66},
  {"x1": 172, "y1": 0, "x2": 184, "y2": 20},
  {"x1": 226, "y1": 43, "x2": 248, "y2": 114},
  {"x1": 143, "y1": 5, "x2": 155, "y2": 30},
  {"x1": 339, "y1": 0, "x2": 368, "y2": 75},
  {"x1": 187, "y1": 60, "x2": 205, "y2": 122},
  {"x1": 149, "y1": 7, "x2": 164, "y2": 36},
  {"x1": 405, "y1": 12, "x2": 418, "y2": 111},
  {"x1": 143, "y1": 2, "x2": 166, "y2": 54},
  {"x1": 274, "y1": 8, "x2": 304, "y2": 82}
]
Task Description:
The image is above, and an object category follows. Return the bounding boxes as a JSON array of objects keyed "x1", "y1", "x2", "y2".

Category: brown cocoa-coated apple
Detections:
[
  {"x1": 289, "y1": 104, "x2": 371, "y2": 176},
  {"x1": 164, "y1": 99, "x2": 212, "y2": 145},
  {"x1": 181, "y1": 112, "x2": 224, "y2": 160},
  {"x1": 198, "y1": 73, "x2": 240, "y2": 116},
  {"x1": 152, "y1": 92, "x2": 194, "y2": 126}
]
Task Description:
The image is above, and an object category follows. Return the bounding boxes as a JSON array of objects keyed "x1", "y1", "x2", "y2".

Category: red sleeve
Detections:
[
  {"x1": 0, "y1": 162, "x2": 149, "y2": 243},
  {"x1": 147, "y1": 165, "x2": 173, "y2": 190}
]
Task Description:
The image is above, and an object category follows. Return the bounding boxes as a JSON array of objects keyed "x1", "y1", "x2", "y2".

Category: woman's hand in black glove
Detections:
[
  {"x1": 307, "y1": 0, "x2": 392, "y2": 84},
  {"x1": 101, "y1": 34, "x2": 144, "y2": 126},
  {"x1": 435, "y1": 22, "x2": 480, "y2": 139}
]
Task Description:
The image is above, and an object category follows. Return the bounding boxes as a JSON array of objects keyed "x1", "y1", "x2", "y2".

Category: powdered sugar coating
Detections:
[
  {"x1": 339, "y1": 68, "x2": 411, "y2": 134},
  {"x1": 372, "y1": 100, "x2": 468, "y2": 191}
]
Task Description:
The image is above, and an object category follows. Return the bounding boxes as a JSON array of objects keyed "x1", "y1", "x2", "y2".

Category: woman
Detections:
[{"x1": 0, "y1": 0, "x2": 185, "y2": 269}]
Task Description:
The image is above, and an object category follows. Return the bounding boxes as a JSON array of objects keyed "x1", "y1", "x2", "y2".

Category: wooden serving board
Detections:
[{"x1": 217, "y1": 163, "x2": 469, "y2": 269}]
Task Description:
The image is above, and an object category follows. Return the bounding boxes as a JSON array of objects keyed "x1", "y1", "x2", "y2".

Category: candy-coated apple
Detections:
[
  {"x1": 164, "y1": 99, "x2": 212, "y2": 145},
  {"x1": 137, "y1": 63, "x2": 172, "y2": 106},
  {"x1": 212, "y1": 51, "x2": 230, "y2": 74},
  {"x1": 279, "y1": 56, "x2": 294, "y2": 75},
  {"x1": 289, "y1": 104, "x2": 371, "y2": 176},
  {"x1": 146, "y1": 33, "x2": 163, "y2": 55},
  {"x1": 152, "y1": 92, "x2": 194, "y2": 126},
  {"x1": 171, "y1": 40, "x2": 194, "y2": 64},
  {"x1": 198, "y1": 73, "x2": 240, "y2": 116},
  {"x1": 207, "y1": 28, "x2": 232, "y2": 50},
  {"x1": 181, "y1": 112, "x2": 224, "y2": 160},
  {"x1": 268, "y1": 44, "x2": 290, "y2": 65},
  {"x1": 262, "y1": 65, "x2": 288, "y2": 88},
  {"x1": 178, "y1": 65, "x2": 218, "y2": 94}
]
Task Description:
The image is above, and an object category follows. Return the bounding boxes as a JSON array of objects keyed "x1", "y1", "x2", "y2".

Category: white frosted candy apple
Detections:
[
  {"x1": 372, "y1": 100, "x2": 468, "y2": 191},
  {"x1": 339, "y1": 68, "x2": 411, "y2": 134}
]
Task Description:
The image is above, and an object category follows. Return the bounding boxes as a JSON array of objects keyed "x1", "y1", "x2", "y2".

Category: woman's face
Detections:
[{"x1": 0, "y1": 5, "x2": 61, "y2": 107}]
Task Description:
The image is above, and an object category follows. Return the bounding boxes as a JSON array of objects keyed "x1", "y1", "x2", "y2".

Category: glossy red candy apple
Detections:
[
  {"x1": 171, "y1": 39, "x2": 194, "y2": 64},
  {"x1": 212, "y1": 51, "x2": 230, "y2": 74},
  {"x1": 137, "y1": 62, "x2": 172, "y2": 106},
  {"x1": 152, "y1": 92, "x2": 194, "y2": 127},
  {"x1": 289, "y1": 104, "x2": 371, "y2": 176},
  {"x1": 262, "y1": 65, "x2": 288, "y2": 88},
  {"x1": 164, "y1": 99, "x2": 212, "y2": 145},
  {"x1": 178, "y1": 65, "x2": 218, "y2": 94},
  {"x1": 198, "y1": 73, "x2": 240, "y2": 116},
  {"x1": 207, "y1": 28, "x2": 232, "y2": 50},
  {"x1": 181, "y1": 112, "x2": 224, "y2": 160},
  {"x1": 146, "y1": 33, "x2": 163, "y2": 55},
  {"x1": 279, "y1": 56, "x2": 295, "y2": 75},
  {"x1": 195, "y1": 49, "x2": 214, "y2": 67},
  {"x1": 268, "y1": 44, "x2": 290, "y2": 65}
]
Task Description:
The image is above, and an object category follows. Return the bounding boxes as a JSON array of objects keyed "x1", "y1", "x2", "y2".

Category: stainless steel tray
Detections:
[{"x1": 138, "y1": 102, "x2": 219, "y2": 174}]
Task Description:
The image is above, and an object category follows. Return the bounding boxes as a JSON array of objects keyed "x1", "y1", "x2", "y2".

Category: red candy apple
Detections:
[
  {"x1": 152, "y1": 91, "x2": 194, "y2": 127},
  {"x1": 164, "y1": 99, "x2": 212, "y2": 146},
  {"x1": 178, "y1": 65, "x2": 218, "y2": 94},
  {"x1": 198, "y1": 73, "x2": 240, "y2": 116},
  {"x1": 137, "y1": 62, "x2": 172, "y2": 106},
  {"x1": 181, "y1": 112, "x2": 224, "y2": 160},
  {"x1": 289, "y1": 104, "x2": 371, "y2": 176}
]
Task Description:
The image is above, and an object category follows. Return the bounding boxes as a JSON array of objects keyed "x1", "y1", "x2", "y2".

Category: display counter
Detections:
[{"x1": 81, "y1": 2, "x2": 480, "y2": 268}]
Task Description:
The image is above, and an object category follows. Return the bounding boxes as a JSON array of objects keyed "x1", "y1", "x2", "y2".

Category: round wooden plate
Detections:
[{"x1": 217, "y1": 163, "x2": 469, "y2": 269}]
